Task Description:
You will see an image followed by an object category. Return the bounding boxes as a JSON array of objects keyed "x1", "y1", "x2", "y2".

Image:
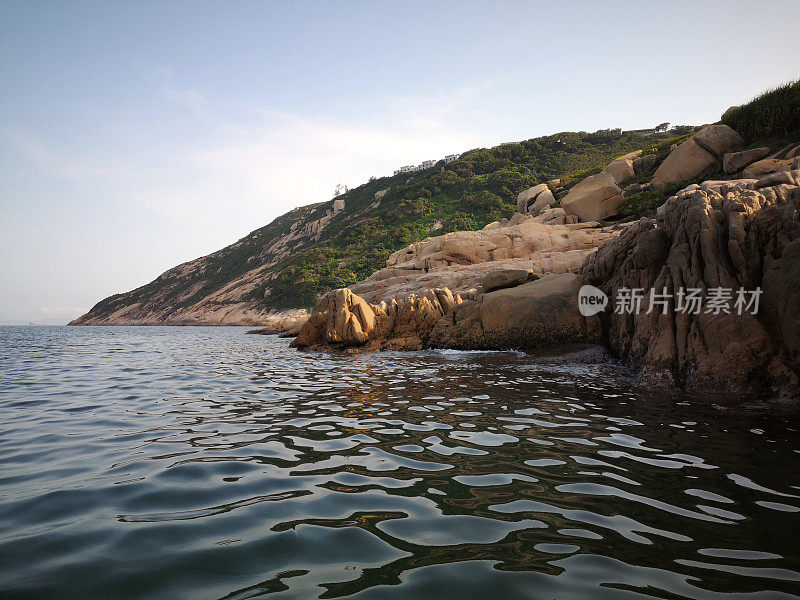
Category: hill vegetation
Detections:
[
  {"x1": 722, "y1": 79, "x2": 800, "y2": 143},
  {"x1": 258, "y1": 128, "x2": 696, "y2": 308}
]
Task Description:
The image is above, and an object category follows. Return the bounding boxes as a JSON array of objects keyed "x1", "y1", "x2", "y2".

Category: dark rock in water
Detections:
[{"x1": 523, "y1": 343, "x2": 610, "y2": 364}]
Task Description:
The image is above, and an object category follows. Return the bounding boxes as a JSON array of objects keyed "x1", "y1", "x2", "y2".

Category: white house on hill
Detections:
[{"x1": 393, "y1": 153, "x2": 460, "y2": 176}]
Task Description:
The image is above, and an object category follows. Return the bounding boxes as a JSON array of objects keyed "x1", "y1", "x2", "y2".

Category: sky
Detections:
[{"x1": 1, "y1": 1, "x2": 798, "y2": 324}]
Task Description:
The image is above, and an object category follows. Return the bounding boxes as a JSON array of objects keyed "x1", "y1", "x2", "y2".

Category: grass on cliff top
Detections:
[{"x1": 722, "y1": 79, "x2": 800, "y2": 143}]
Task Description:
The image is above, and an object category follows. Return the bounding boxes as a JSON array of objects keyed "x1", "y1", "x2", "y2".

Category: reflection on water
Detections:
[{"x1": 0, "y1": 326, "x2": 798, "y2": 600}]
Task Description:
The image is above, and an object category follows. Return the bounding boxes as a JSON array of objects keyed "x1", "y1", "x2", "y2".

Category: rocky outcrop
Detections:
[
  {"x1": 516, "y1": 184, "x2": 555, "y2": 215},
  {"x1": 294, "y1": 166, "x2": 800, "y2": 397},
  {"x1": 291, "y1": 287, "x2": 461, "y2": 351},
  {"x1": 246, "y1": 310, "x2": 309, "y2": 336},
  {"x1": 350, "y1": 216, "x2": 619, "y2": 303},
  {"x1": 581, "y1": 171, "x2": 800, "y2": 395},
  {"x1": 561, "y1": 172, "x2": 625, "y2": 221},
  {"x1": 292, "y1": 272, "x2": 602, "y2": 353},
  {"x1": 651, "y1": 124, "x2": 744, "y2": 191}
]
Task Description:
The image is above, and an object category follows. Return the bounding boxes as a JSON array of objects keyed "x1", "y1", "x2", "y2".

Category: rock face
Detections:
[
  {"x1": 350, "y1": 216, "x2": 619, "y2": 303},
  {"x1": 581, "y1": 171, "x2": 800, "y2": 395},
  {"x1": 516, "y1": 184, "x2": 555, "y2": 215},
  {"x1": 723, "y1": 147, "x2": 770, "y2": 174},
  {"x1": 428, "y1": 273, "x2": 602, "y2": 350},
  {"x1": 651, "y1": 124, "x2": 744, "y2": 191},
  {"x1": 561, "y1": 172, "x2": 625, "y2": 221},
  {"x1": 291, "y1": 287, "x2": 460, "y2": 351},
  {"x1": 292, "y1": 273, "x2": 602, "y2": 353}
]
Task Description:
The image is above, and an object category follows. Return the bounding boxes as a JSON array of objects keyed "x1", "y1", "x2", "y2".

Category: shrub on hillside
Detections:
[
  {"x1": 721, "y1": 80, "x2": 800, "y2": 142},
  {"x1": 617, "y1": 191, "x2": 666, "y2": 220},
  {"x1": 463, "y1": 190, "x2": 504, "y2": 211}
]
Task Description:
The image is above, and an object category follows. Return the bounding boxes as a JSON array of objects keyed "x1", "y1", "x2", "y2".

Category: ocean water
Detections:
[{"x1": 0, "y1": 326, "x2": 798, "y2": 600}]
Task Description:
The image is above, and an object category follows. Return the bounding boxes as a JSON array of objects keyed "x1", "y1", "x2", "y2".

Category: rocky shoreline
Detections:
[{"x1": 291, "y1": 128, "x2": 800, "y2": 398}]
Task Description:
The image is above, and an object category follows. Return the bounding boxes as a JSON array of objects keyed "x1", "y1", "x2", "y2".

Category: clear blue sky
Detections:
[{"x1": 1, "y1": 0, "x2": 798, "y2": 323}]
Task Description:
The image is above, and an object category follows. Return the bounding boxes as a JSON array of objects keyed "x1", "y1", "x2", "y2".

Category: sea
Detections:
[{"x1": 0, "y1": 326, "x2": 798, "y2": 599}]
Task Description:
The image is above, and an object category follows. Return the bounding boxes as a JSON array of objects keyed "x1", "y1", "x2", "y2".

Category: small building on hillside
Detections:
[{"x1": 393, "y1": 154, "x2": 458, "y2": 175}]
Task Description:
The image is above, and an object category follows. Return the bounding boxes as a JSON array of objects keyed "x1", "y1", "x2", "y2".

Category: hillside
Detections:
[{"x1": 71, "y1": 127, "x2": 697, "y2": 325}]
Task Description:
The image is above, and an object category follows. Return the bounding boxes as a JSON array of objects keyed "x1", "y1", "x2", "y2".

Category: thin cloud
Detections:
[
  {"x1": 10, "y1": 84, "x2": 491, "y2": 224},
  {"x1": 164, "y1": 85, "x2": 208, "y2": 117}
]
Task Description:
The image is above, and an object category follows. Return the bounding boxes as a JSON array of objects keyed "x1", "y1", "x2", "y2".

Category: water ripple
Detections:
[{"x1": 0, "y1": 326, "x2": 798, "y2": 600}]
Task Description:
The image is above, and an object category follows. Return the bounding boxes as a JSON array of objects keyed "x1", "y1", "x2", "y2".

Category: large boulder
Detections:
[
  {"x1": 651, "y1": 124, "x2": 744, "y2": 191},
  {"x1": 291, "y1": 288, "x2": 376, "y2": 347},
  {"x1": 693, "y1": 124, "x2": 745, "y2": 156},
  {"x1": 602, "y1": 150, "x2": 641, "y2": 184},
  {"x1": 723, "y1": 147, "x2": 770, "y2": 174},
  {"x1": 561, "y1": 172, "x2": 624, "y2": 221},
  {"x1": 517, "y1": 184, "x2": 555, "y2": 215},
  {"x1": 478, "y1": 273, "x2": 602, "y2": 349}
]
